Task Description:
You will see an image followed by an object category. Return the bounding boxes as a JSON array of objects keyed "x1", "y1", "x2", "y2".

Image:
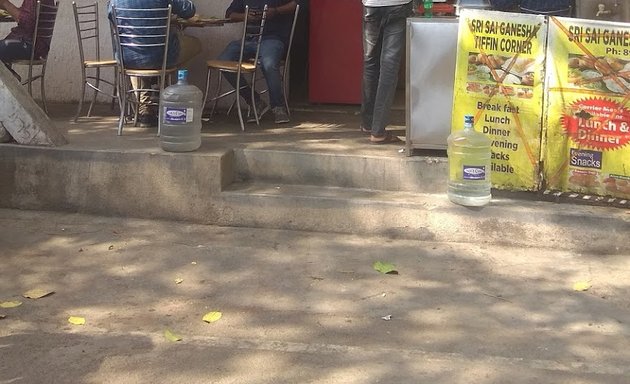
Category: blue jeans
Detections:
[
  {"x1": 0, "y1": 39, "x2": 32, "y2": 80},
  {"x1": 361, "y1": 2, "x2": 412, "y2": 137},
  {"x1": 218, "y1": 37, "x2": 285, "y2": 108}
]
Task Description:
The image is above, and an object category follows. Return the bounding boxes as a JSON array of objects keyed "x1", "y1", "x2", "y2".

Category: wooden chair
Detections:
[
  {"x1": 202, "y1": 6, "x2": 268, "y2": 131},
  {"x1": 111, "y1": 4, "x2": 176, "y2": 135},
  {"x1": 10, "y1": 0, "x2": 58, "y2": 114},
  {"x1": 72, "y1": 1, "x2": 119, "y2": 122}
]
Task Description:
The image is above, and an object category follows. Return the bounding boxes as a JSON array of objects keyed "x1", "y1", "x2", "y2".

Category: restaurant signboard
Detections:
[
  {"x1": 452, "y1": 9, "x2": 548, "y2": 191},
  {"x1": 543, "y1": 17, "x2": 630, "y2": 199}
]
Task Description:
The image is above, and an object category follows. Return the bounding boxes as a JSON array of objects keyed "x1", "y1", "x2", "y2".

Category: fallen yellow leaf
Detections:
[
  {"x1": 202, "y1": 311, "x2": 222, "y2": 323},
  {"x1": 68, "y1": 316, "x2": 86, "y2": 325},
  {"x1": 0, "y1": 300, "x2": 22, "y2": 308},
  {"x1": 23, "y1": 288, "x2": 54, "y2": 299},
  {"x1": 164, "y1": 329, "x2": 182, "y2": 342},
  {"x1": 573, "y1": 281, "x2": 591, "y2": 291},
  {"x1": 174, "y1": 278, "x2": 183, "y2": 284}
]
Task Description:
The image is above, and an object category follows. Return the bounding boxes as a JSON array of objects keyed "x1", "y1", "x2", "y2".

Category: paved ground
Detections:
[{"x1": 1, "y1": 208, "x2": 628, "y2": 383}]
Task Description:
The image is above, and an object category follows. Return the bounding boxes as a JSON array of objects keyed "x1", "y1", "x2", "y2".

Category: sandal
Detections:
[
  {"x1": 370, "y1": 132, "x2": 401, "y2": 145},
  {"x1": 360, "y1": 125, "x2": 372, "y2": 135}
]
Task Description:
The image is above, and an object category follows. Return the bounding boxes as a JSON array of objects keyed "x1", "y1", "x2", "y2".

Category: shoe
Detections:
[
  {"x1": 138, "y1": 114, "x2": 158, "y2": 128},
  {"x1": 246, "y1": 99, "x2": 269, "y2": 123},
  {"x1": 272, "y1": 106, "x2": 290, "y2": 124},
  {"x1": 370, "y1": 132, "x2": 401, "y2": 145},
  {"x1": 360, "y1": 125, "x2": 371, "y2": 135}
]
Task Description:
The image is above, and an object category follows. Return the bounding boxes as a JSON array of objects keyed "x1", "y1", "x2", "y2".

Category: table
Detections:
[{"x1": 174, "y1": 17, "x2": 231, "y2": 29}]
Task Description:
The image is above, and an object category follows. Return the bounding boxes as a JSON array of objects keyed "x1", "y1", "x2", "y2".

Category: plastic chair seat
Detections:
[
  {"x1": 84, "y1": 59, "x2": 118, "y2": 68},
  {"x1": 206, "y1": 59, "x2": 257, "y2": 72},
  {"x1": 124, "y1": 67, "x2": 178, "y2": 77}
]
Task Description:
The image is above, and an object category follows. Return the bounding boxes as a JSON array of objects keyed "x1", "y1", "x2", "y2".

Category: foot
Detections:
[
  {"x1": 246, "y1": 99, "x2": 269, "y2": 123},
  {"x1": 369, "y1": 132, "x2": 401, "y2": 145},
  {"x1": 272, "y1": 106, "x2": 290, "y2": 124},
  {"x1": 360, "y1": 125, "x2": 371, "y2": 135}
]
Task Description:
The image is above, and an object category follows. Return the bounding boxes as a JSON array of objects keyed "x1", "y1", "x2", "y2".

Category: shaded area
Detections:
[{"x1": 1, "y1": 209, "x2": 628, "y2": 383}]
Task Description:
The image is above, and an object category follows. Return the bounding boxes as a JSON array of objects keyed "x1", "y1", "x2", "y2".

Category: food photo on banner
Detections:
[
  {"x1": 451, "y1": 9, "x2": 548, "y2": 191},
  {"x1": 543, "y1": 16, "x2": 630, "y2": 199}
]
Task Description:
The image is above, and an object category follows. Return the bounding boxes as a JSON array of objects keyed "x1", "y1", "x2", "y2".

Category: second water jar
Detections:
[{"x1": 447, "y1": 114, "x2": 492, "y2": 206}]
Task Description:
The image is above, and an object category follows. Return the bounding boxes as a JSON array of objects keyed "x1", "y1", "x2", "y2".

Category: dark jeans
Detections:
[
  {"x1": 218, "y1": 38, "x2": 285, "y2": 108},
  {"x1": 361, "y1": 2, "x2": 412, "y2": 137},
  {"x1": 0, "y1": 39, "x2": 32, "y2": 79}
]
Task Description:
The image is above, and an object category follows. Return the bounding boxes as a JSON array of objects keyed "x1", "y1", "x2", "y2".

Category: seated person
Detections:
[
  {"x1": 0, "y1": 0, "x2": 55, "y2": 81},
  {"x1": 108, "y1": 0, "x2": 201, "y2": 127},
  {"x1": 489, "y1": 0, "x2": 573, "y2": 16},
  {"x1": 218, "y1": 0, "x2": 298, "y2": 124}
]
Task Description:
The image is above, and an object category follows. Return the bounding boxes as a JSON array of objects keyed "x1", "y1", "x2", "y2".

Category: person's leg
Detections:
[
  {"x1": 217, "y1": 39, "x2": 257, "y2": 102},
  {"x1": 128, "y1": 75, "x2": 158, "y2": 126},
  {"x1": 0, "y1": 39, "x2": 33, "y2": 81},
  {"x1": 369, "y1": 2, "x2": 411, "y2": 138},
  {"x1": 258, "y1": 38, "x2": 288, "y2": 123},
  {"x1": 258, "y1": 39, "x2": 285, "y2": 108},
  {"x1": 361, "y1": 6, "x2": 383, "y2": 134}
]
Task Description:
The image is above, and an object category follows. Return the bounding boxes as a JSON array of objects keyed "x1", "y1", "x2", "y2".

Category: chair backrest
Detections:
[
  {"x1": 72, "y1": 1, "x2": 103, "y2": 64},
  {"x1": 30, "y1": 0, "x2": 59, "y2": 62},
  {"x1": 237, "y1": 5, "x2": 267, "y2": 75},
  {"x1": 111, "y1": 4, "x2": 172, "y2": 74}
]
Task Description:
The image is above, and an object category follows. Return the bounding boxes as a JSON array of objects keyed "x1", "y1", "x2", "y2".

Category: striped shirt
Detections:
[{"x1": 107, "y1": 0, "x2": 196, "y2": 69}]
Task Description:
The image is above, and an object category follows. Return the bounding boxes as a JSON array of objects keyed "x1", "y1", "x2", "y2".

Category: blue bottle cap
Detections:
[
  {"x1": 464, "y1": 115, "x2": 474, "y2": 125},
  {"x1": 178, "y1": 69, "x2": 188, "y2": 82}
]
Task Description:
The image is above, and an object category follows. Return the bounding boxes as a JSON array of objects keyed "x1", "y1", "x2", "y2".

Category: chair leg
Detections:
[
  {"x1": 210, "y1": 72, "x2": 222, "y2": 118},
  {"x1": 117, "y1": 74, "x2": 128, "y2": 135},
  {"x1": 202, "y1": 67, "x2": 212, "y2": 114},
  {"x1": 74, "y1": 68, "x2": 87, "y2": 122},
  {"x1": 282, "y1": 66, "x2": 290, "y2": 116},
  {"x1": 250, "y1": 73, "x2": 260, "y2": 125},
  {"x1": 111, "y1": 67, "x2": 119, "y2": 111},
  {"x1": 40, "y1": 65, "x2": 48, "y2": 115},
  {"x1": 235, "y1": 71, "x2": 245, "y2": 132},
  {"x1": 88, "y1": 67, "x2": 101, "y2": 117}
]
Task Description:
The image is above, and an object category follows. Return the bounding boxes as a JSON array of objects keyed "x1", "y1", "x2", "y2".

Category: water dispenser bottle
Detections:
[
  {"x1": 447, "y1": 115, "x2": 492, "y2": 206},
  {"x1": 160, "y1": 69, "x2": 203, "y2": 152}
]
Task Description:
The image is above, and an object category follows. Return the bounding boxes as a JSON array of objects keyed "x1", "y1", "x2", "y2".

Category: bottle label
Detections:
[
  {"x1": 164, "y1": 107, "x2": 194, "y2": 124},
  {"x1": 463, "y1": 165, "x2": 486, "y2": 180}
]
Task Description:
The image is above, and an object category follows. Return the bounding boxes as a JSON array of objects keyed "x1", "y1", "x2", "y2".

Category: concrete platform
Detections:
[{"x1": 0, "y1": 103, "x2": 628, "y2": 252}]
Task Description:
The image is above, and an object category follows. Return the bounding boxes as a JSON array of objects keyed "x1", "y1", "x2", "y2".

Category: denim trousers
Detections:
[
  {"x1": 0, "y1": 39, "x2": 32, "y2": 62},
  {"x1": 361, "y1": 2, "x2": 412, "y2": 137},
  {"x1": 218, "y1": 38, "x2": 285, "y2": 108}
]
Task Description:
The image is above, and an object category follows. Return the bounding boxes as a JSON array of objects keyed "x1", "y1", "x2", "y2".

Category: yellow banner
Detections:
[
  {"x1": 544, "y1": 17, "x2": 630, "y2": 199},
  {"x1": 452, "y1": 10, "x2": 547, "y2": 190}
]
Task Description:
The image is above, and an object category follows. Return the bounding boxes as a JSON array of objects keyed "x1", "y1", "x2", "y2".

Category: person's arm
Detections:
[
  {"x1": 225, "y1": 0, "x2": 246, "y2": 22},
  {"x1": 171, "y1": 0, "x2": 196, "y2": 20},
  {"x1": 266, "y1": 0, "x2": 297, "y2": 20},
  {"x1": 0, "y1": 0, "x2": 21, "y2": 21}
]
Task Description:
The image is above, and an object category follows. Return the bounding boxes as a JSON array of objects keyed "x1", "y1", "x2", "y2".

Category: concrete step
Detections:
[
  {"x1": 233, "y1": 148, "x2": 449, "y2": 193},
  {"x1": 217, "y1": 181, "x2": 630, "y2": 253}
]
